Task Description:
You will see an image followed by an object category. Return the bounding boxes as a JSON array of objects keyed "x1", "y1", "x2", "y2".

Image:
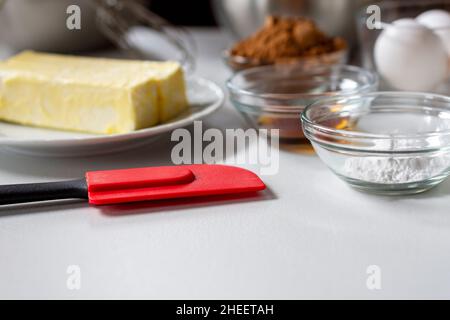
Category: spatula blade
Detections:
[{"x1": 87, "y1": 165, "x2": 265, "y2": 205}]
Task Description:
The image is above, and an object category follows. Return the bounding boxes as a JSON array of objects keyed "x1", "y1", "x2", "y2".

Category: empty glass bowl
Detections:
[
  {"x1": 301, "y1": 92, "x2": 450, "y2": 195},
  {"x1": 227, "y1": 64, "x2": 378, "y2": 144}
]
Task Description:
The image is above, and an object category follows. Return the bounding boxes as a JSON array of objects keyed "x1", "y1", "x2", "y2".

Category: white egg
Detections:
[
  {"x1": 374, "y1": 18, "x2": 448, "y2": 91},
  {"x1": 416, "y1": 9, "x2": 450, "y2": 56},
  {"x1": 394, "y1": 18, "x2": 422, "y2": 28}
]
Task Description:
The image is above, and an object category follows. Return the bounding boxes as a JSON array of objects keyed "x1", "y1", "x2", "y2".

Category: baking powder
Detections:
[{"x1": 343, "y1": 156, "x2": 450, "y2": 184}]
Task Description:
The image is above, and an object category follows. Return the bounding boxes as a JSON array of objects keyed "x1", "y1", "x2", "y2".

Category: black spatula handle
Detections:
[{"x1": 0, "y1": 179, "x2": 88, "y2": 205}]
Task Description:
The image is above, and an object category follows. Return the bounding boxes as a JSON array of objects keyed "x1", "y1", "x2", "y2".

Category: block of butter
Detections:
[{"x1": 0, "y1": 51, "x2": 188, "y2": 134}]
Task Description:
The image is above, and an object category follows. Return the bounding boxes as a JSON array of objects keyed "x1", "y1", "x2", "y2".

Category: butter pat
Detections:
[{"x1": 0, "y1": 51, "x2": 188, "y2": 134}]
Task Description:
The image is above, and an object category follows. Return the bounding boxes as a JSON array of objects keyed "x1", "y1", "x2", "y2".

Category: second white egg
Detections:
[
  {"x1": 416, "y1": 9, "x2": 450, "y2": 56},
  {"x1": 374, "y1": 19, "x2": 448, "y2": 91}
]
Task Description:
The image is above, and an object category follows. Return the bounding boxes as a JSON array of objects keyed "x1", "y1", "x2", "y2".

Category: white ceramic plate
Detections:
[{"x1": 0, "y1": 76, "x2": 224, "y2": 157}]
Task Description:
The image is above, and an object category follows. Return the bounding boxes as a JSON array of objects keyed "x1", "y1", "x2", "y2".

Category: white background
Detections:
[{"x1": 0, "y1": 29, "x2": 449, "y2": 299}]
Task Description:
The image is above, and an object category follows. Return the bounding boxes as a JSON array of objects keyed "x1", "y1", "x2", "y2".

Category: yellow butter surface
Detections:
[{"x1": 0, "y1": 51, "x2": 188, "y2": 134}]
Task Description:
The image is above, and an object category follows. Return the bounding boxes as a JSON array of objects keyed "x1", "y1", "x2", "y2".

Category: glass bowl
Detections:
[
  {"x1": 223, "y1": 48, "x2": 348, "y2": 72},
  {"x1": 357, "y1": 0, "x2": 450, "y2": 94},
  {"x1": 301, "y1": 92, "x2": 450, "y2": 195},
  {"x1": 227, "y1": 64, "x2": 378, "y2": 144}
]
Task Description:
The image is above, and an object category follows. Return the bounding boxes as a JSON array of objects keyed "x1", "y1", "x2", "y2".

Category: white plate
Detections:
[{"x1": 0, "y1": 76, "x2": 224, "y2": 157}]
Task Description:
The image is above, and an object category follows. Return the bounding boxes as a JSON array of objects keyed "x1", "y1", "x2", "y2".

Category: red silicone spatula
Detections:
[{"x1": 0, "y1": 165, "x2": 266, "y2": 205}]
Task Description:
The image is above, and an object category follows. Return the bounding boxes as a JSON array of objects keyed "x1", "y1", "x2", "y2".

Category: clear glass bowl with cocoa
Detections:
[
  {"x1": 227, "y1": 64, "x2": 378, "y2": 144},
  {"x1": 224, "y1": 15, "x2": 348, "y2": 72}
]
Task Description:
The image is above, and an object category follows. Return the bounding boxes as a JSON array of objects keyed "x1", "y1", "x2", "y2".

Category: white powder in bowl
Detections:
[{"x1": 343, "y1": 156, "x2": 450, "y2": 184}]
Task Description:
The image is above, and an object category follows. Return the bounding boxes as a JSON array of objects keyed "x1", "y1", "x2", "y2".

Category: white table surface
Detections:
[{"x1": 1, "y1": 28, "x2": 450, "y2": 300}]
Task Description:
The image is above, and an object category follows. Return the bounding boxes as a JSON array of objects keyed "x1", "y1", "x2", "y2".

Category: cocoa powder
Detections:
[{"x1": 230, "y1": 16, "x2": 347, "y2": 64}]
